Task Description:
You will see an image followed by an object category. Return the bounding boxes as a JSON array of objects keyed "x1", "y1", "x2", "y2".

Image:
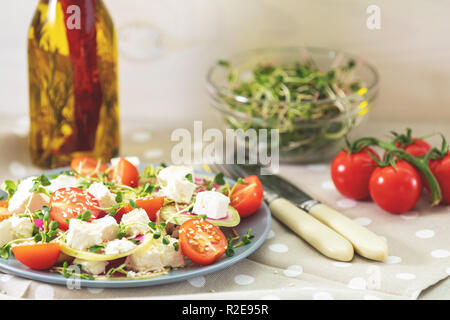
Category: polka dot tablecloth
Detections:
[{"x1": 0, "y1": 116, "x2": 449, "y2": 300}]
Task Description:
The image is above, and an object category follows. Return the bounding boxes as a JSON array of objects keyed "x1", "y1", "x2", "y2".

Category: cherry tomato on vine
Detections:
[
  {"x1": 395, "y1": 138, "x2": 431, "y2": 157},
  {"x1": 429, "y1": 152, "x2": 450, "y2": 204},
  {"x1": 369, "y1": 160, "x2": 422, "y2": 214},
  {"x1": 331, "y1": 148, "x2": 380, "y2": 200}
]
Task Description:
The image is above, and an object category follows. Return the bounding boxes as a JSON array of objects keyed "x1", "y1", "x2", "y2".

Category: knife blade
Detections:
[{"x1": 230, "y1": 164, "x2": 388, "y2": 261}]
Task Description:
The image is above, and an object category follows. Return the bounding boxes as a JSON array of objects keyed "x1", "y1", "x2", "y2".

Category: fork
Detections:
[{"x1": 207, "y1": 163, "x2": 355, "y2": 262}]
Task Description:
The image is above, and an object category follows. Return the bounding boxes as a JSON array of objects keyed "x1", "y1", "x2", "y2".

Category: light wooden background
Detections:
[{"x1": 1, "y1": 0, "x2": 449, "y2": 126}]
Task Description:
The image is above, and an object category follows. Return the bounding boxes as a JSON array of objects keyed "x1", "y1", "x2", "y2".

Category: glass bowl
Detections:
[{"x1": 206, "y1": 47, "x2": 379, "y2": 163}]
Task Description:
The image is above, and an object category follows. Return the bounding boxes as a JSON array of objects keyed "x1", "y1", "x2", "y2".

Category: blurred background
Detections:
[{"x1": 1, "y1": 0, "x2": 450, "y2": 129}]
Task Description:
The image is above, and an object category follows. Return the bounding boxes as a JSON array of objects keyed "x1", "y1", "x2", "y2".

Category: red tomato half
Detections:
[
  {"x1": 331, "y1": 148, "x2": 379, "y2": 200},
  {"x1": 13, "y1": 243, "x2": 60, "y2": 270},
  {"x1": 70, "y1": 156, "x2": 109, "y2": 177},
  {"x1": 429, "y1": 152, "x2": 450, "y2": 204},
  {"x1": 229, "y1": 176, "x2": 264, "y2": 218},
  {"x1": 395, "y1": 138, "x2": 431, "y2": 157},
  {"x1": 50, "y1": 187, "x2": 103, "y2": 230},
  {"x1": 369, "y1": 161, "x2": 422, "y2": 214},
  {"x1": 179, "y1": 219, "x2": 227, "y2": 265},
  {"x1": 113, "y1": 196, "x2": 164, "y2": 223},
  {"x1": 113, "y1": 158, "x2": 139, "y2": 188}
]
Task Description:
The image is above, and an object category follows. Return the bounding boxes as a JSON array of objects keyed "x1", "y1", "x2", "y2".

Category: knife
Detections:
[{"x1": 229, "y1": 164, "x2": 388, "y2": 262}]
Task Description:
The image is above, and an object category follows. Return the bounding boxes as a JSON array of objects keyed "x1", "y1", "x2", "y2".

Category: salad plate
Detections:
[{"x1": 0, "y1": 165, "x2": 271, "y2": 288}]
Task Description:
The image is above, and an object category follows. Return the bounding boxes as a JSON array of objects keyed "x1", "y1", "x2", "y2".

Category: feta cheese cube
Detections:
[
  {"x1": 104, "y1": 238, "x2": 136, "y2": 255},
  {"x1": 192, "y1": 191, "x2": 230, "y2": 219},
  {"x1": 46, "y1": 174, "x2": 78, "y2": 193},
  {"x1": 158, "y1": 166, "x2": 196, "y2": 203},
  {"x1": 111, "y1": 157, "x2": 140, "y2": 168},
  {"x1": 8, "y1": 176, "x2": 50, "y2": 215},
  {"x1": 66, "y1": 216, "x2": 118, "y2": 251},
  {"x1": 0, "y1": 219, "x2": 14, "y2": 247},
  {"x1": 125, "y1": 236, "x2": 185, "y2": 272},
  {"x1": 87, "y1": 182, "x2": 116, "y2": 209},
  {"x1": 10, "y1": 216, "x2": 34, "y2": 238},
  {"x1": 73, "y1": 258, "x2": 108, "y2": 275},
  {"x1": 121, "y1": 208, "x2": 150, "y2": 237}
]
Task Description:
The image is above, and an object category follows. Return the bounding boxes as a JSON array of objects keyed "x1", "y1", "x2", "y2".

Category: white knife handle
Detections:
[
  {"x1": 269, "y1": 198, "x2": 354, "y2": 262},
  {"x1": 309, "y1": 203, "x2": 388, "y2": 261}
]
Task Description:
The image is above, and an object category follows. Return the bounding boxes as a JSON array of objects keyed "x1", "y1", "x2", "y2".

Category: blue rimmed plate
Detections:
[{"x1": 0, "y1": 166, "x2": 271, "y2": 288}]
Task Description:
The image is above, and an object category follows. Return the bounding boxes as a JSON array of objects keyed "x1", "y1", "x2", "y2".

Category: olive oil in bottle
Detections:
[{"x1": 28, "y1": 0, "x2": 119, "y2": 168}]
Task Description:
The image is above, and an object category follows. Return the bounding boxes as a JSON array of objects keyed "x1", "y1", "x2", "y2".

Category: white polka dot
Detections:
[
  {"x1": 143, "y1": 148, "x2": 164, "y2": 159},
  {"x1": 347, "y1": 277, "x2": 366, "y2": 290},
  {"x1": 385, "y1": 256, "x2": 402, "y2": 264},
  {"x1": 87, "y1": 288, "x2": 104, "y2": 294},
  {"x1": 267, "y1": 230, "x2": 275, "y2": 239},
  {"x1": 431, "y1": 249, "x2": 449, "y2": 258},
  {"x1": 306, "y1": 164, "x2": 327, "y2": 172},
  {"x1": 260, "y1": 295, "x2": 280, "y2": 300},
  {"x1": 34, "y1": 285, "x2": 55, "y2": 299},
  {"x1": 234, "y1": 274, "x2": 254, "y2": 285},
  {"x1": 400, "y1": 211, "x2": 419, "y2": 220},
  {"x1": 336, "y1": 198, "x2": 357, "y2": 209},
  {"x1": 131, "y1": 131, "x2": 151, "y2": 142},
  {"x1": 188, "y1": 276, "x2": 206, "y2": 288},
  {"x1": 269, "y1": 243, "x2": 288, "y2": 253},
  {"x1": 364, "y1": 294, "x2": 381, "y2": 300},
  {"x1": 0, "y1": 274, "x2": 13, "y2": 282},
  {"x1": 353, "y1": 217, "x2": 372, "y2": 226},
  {"x1": 415, "y1": 229, "x2": 435, "y2": 239},
  {"x1": 313, "y1": 291, "x2": 334, "y2": 300},
  {"x1": 9, "y1": 161, "x2": 26, "y2": 177},
  {"x1": 321, "y1": 180, "x2": 335, "y2": 190},
  {"x1": 396, "y1": 273, "x2": 416, "y2": 280},
  {"x1": 332, "y1": 262, "x2": 353, "y2": 268},
  {"x1": 283, "y1": 265, "x2": 303, "y2": 277},
  {"x1": 12, "y1": 117, "x2": 29, "y2": 137}
]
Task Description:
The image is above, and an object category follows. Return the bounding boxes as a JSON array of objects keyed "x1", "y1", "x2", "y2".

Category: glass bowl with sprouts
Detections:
[{"x1": 206, "y1": 47, "x2": 379, "y2": 163}]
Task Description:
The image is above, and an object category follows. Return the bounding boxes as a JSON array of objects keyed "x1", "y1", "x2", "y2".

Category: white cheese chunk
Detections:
[
  {"x1": 46, "y1": 174, "x2": 78, "y2": 193},
  {"x1": 66, "y1": 216, "x2": 119, "y2": 251},
  {"x1": 0, "y1": 219, "x2": 14, "y2": 247},
  {"x1": 192, "y1": 191, "x2": 230, "y2": 220},
  {"x1": 111, "y1": 157, "x2": 140, "y2": 168},
  {"x1": 104, "y1": 238, "x2": 136, "y2": 255},
  {"x1": 8, "y1": 176, "x2": 50, "y2": 215},
  {"x1": 125, "y1": 236, "x2": 185, "y2": 272},
  {"x1": 73, "y1": 258, "x2": 108, "y2": 275},
  {"x1": 121, "y1": 208, "x2": 150, "y2": 237},
  {"x1": 157, "y1": 166, "x2": 196, "y2": 203},
  {"x1": 10, "y1": 216, "x2": 34, "y2": 238},
  {"x1": 87, "y1": 182, "x2": 116, "y2": 209}
]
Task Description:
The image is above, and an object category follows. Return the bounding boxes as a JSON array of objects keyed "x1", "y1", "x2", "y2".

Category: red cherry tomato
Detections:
[
  {"x1": 369, "y1": 161, "x2": 422, "y2": 214},
  {"x1": 179, "y1": 219, "x2": 227, "y2": 265},
  {"x1": 113, "y1": 196, "x2": 164, "y2": 223},
  {"x1": 229, "y1": 176, "x2": 264, "y2": 218},
  {"x1": 331, "y1": 148, "x2": 379, "y2": 200},
  {"x1": 70, "y1": 156, "x2": 109, "y2": 178},
  {"x1": 113, "y1": 158, "x2": 139, "y2": 188},
  {"x1": 50, "y1": 187, "x2": 103, "y2": 230},
  {"x1": 12, "y1": 243, "x2": 60, "y2": 270},
  {"x1": 429, "y1": 152, "x2": 450, "y2": 204},
  {"x1": 395, "y1": 138, "x2": 431, "y2": 157}
]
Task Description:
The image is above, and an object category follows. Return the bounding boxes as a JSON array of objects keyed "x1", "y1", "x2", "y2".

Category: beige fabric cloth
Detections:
[{"x1": 0, "y1": 116, "x2": 448, "y2": 300}]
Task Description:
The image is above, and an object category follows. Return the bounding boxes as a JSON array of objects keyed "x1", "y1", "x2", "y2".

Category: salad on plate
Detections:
[{"x1": 0, "y1": 157, "x2": 264, "y2": 281}]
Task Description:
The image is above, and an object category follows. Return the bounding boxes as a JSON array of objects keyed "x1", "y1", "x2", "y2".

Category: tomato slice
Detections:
[
  {"x1": 70, "y1": 156, "x2": 109, "y2": 178},
  {"x1": 229, "y1": 175, "x2": 264, "y2": 218},
  {"x1": 12, "y1": 243, "x2": 60, "y2": 270},
  {"x1": 113, "y1": 158, "x2": 139, "y2": 188},
  {"x1": 113, "y1": 196, "x2": 164, "y2": 223},
  {"x1": 50, "y1": 187, "x2": 103, "y2": 230},
  {"x1": 179, "y1": 219, "x2": 227, "y2": 265}
]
